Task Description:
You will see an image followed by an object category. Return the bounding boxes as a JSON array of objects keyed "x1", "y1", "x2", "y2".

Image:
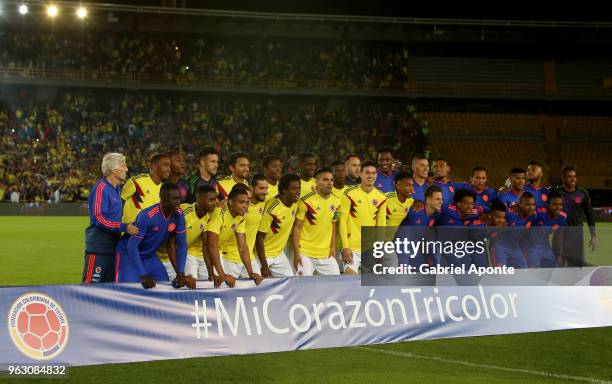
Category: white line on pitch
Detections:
[{"x1": 357, "y1": 346, "x2": 611, "y2": 384}]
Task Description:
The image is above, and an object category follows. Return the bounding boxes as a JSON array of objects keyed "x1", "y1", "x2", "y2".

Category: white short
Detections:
[
  {"x1": 266, "y1": 251, "x2": 295, "y2": 277},
  {"x1": 222, "y1": 256, "x2": 261, "y2": 279},
  {"x1": 185, "y1": 253, "x2": 211, "y2": 280},
  {"x1": 298, "y1": 254, "x2": 340, "y2": 276},
  {"x1": 343, "y1": 251, "x2": 361, "y2": 274}
]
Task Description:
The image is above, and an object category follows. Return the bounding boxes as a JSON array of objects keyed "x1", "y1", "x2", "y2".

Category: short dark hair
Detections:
[
  {"x1": 343, "y1": 154, "x2": 360, "y2": 163},
  {"x1": 528, "y1": 161, "x2": 542, "y2": 168},
  {"x1": 472, "y1": 166, "x2": 487, "y2": 175},
  {"x1": 315, "y1": 167, "x2": 333, "y2": 178},
  {"x1": 490, "y1": 201, "x2": 507, "y2": 214},
  {"x1": 167, "y1": 150, "x2": 183, "y2": 158},
  {"x1": 228, "y1": 152, "x2": 249, "y2": 168},
  {"x1": 150, "y1": 153, "x2": 169, "y2": 165},
  {"x1": 160, "y1": 182, "x2": 178, "y2": 196},
  {"x1": 548, "y1": 190, "x2": 563, "y2": 202},
  {"x1": 196, "y1": 185, "x2": 216, "y2": 197},
  {"x1": 520, "y1": 191, "x2": 535, "y2": 201},
  {"x1": 377, "y1": 148, "x2": 394, "y2": 158},
  {"x1": 510, "y1": 167, "x2": 526, "y2": 175},
  {"x1": 330, "y1": 160, "x2": 344, "y2": 168},
  {"x1": 199, "y1": 147, "x2": 218, "y2": 161},
  {"x1": 263, "y1": 155, "x2": 281, "y2": 169},
  {"x1": 361, "y1": 161, "x2": 377, "y2": 171},
  {"x1": 251, "y1": 173, "x2": 267, "y2": 186},
  {"x1": 299, "y1": 153, "x2": 316, "y2": 163},
  {"x1": 425, "y1": 185, "x2": 442, "y2": 199},
  {"x1": 562, "y1": 166, "x2": 576, "y2": 175},
  {"x1": 394, "y1": 171, "x2": 413, "y2": 183},
  {"x1": 412, "y1": 153, "x2": 427, "y2": 162},
  {"x1": 453, "y1": 188, "x2": 476, "y2": 204},
  {"x1": 278, "y1": 173, "x2": 301, "y2": 195},
  {"x1": 434, "y1": 157, "x2": 448, "y2": 164},
  {"x1": 228, "y1": 185, "x2": 248, "y2": 201}
]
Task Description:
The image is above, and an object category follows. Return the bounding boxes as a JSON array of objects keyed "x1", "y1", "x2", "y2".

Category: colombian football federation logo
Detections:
[{"x1": 7, "y1": 293, "x2": 69, "y2": 360}]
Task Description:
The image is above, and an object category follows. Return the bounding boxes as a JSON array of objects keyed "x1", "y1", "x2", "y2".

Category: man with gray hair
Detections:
[{"x1": 83, "y1": 153, "x2": 139, "y2": 284}]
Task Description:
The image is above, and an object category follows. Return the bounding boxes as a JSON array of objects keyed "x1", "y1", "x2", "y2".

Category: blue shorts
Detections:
[
  {"x1": 115, "y1": 251, "x2": 169, "y2": 283},
  {"x1": 82, "y1": 252, "x2": 115, "y2": 284},
  {"x1": 527, "y1": 247, "x2": 557, "y2": 268},
  {"x1": 491, "y1": 245, "x2": 528, "y2": 269}
]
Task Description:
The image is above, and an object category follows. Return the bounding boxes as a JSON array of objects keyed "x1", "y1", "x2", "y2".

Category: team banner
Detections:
[{"x1": 2, "y1": 275, "x2": 612, "y2": 367}]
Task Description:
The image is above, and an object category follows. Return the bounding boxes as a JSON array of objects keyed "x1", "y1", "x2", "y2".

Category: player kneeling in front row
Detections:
[
  {"x1": 207, "y1": 186, "x2": 263, "y2": 287},
  {"x1": 292, "y1": 167, "x2": 341, "y2": 276},
  {"x1": 115, "y1": 183, "x2": 194, "y2": 289},
  {"x1": 527, "y1": 190, "x2": 567, "y2": 268}
]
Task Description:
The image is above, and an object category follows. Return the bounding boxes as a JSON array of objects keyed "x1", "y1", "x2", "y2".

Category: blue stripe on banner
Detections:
[{"x1": 1, "y1": 276, "x2": 612, "y2": 366}]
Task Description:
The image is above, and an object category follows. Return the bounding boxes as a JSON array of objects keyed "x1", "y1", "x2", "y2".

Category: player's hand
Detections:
[
  {"x1": 140, "y1": 275, "x2": 156, "y2": 289},
  {"x1": 341, "y1": 248, "x2": 353, "y2": 264},
  {"x1": 223, "y1": 274, "x2": 236, "y2": 288},
  {"x1": 590, "y1": 236, "x2": 597, "y2": 252},
  {"x1": 260, "y1": 265, "x2": 272, "y2": 278},
  {"x1": 172, "y1": 272, "x2": 186, "y2": 289},
  {"x1": 126, "y1": 223, "x2": 139, "y2": 235},
  {"x1": 249, "y1": 273, "x2": 264, "y2": 285},
  {"x1": 213, "y1": 275, "x2": 224, "y2": 288},
  {"x1": 184, "y1": 275, "x2": 197, "y2": 290},
  {"x1": 294, "y1": 256, "x2": 303, "y2": 275}
]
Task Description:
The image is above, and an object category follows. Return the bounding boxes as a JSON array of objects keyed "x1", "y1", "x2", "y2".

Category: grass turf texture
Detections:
[{"x1": 1, "y1": 216, "x2": 611, "y2": 383}]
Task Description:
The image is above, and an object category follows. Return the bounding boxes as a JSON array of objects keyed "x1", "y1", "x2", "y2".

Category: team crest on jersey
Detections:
[
  {"x1": 231, "y1": 223, "x2": 237, "y2": 231},
  {"x1": 258, "y1": 206, "x2": 264, "y2": 215},
  {"x1": 372, "y1": 199, "x2": 378, "y2": 206},
  {"x1": 168, "y1": 223, "x2": 176, "y2": 232},
  {"x1": 152, "y1": 226, "x2": 160, "y2": 232},
  {"x1": 95, "y1": 267, "x2": 102, "y2": 273},
  {"x1": 483, "y1": 194, "x2": 489, "y2": 202},
  {"x1": 541, "y1": 194, "x2": 548, "y2": 202},
  {"x1": 199, "y1": 223, "x2": 204, "y2": 231},
  {"x1": 449, "y1": 186, "x2": 455, "y2": 193},
  {"x1": 291, "y1": 209, "x2": 296, "y2": 217},
  {"x1": 330, "y1": 205, "x2": 336, "y2": 212},
  {"x1": 574, "y1": 196, "x2": 582, "y2": 204}
]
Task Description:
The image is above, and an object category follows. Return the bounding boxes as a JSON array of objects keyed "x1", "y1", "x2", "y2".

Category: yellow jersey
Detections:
[
  {"x1": 339, "y1": 186, "x2": 387, "y2": 252},
  {"x1": 207, "y1": 207, "x2": 246, "y2": 263},
  {"x1": 216, "y1": 176, "x2": 249, "y2": 200},
  {"x1": 121, "y1": 174, "x2": 161, "y2": 223},
  {"x1": 266, "y1": 182, "x2": 279, "y2": 201},
  {"x1": 332, "y1": 185, "x2": 348, "y2": 199},
  {"x1": 258, "y1": 197, "x2": 298, "y2": 258},
  {"x1": 157, "y1": 203, "x2": 211, "y2": 262},
  {"x1": 385, "y1": 192, "x2": 414, "y2": 228},
  {"x1": 245, "y1": 200, "x2": 265, "y2": 254},
  {"x1": 299, "y1": 177, "x2": 316, "y2": 198},
  {"x1": 296, "y1": 192, "x2": 340, "y2": 258}
]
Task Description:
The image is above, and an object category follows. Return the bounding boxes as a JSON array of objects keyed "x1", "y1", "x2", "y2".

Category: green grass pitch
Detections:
[{"x1": 1, "y1": 216, "x2": 611, "y2": 383}]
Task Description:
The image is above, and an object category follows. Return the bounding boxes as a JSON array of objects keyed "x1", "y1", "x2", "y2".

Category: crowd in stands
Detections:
[
  {"x1": 0, "y1": 87, "x2": 423, "y2": 203},
  {"x1": 0, "y1": 29, "x2": 412, "y2": 88}
]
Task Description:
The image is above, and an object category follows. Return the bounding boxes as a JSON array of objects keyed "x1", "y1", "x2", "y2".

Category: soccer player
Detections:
[
  {"x1": 207, "y1": 186, "x2": 263, "y2": 286},
  {"x1": 216, "y1": 152, "x2": 250, "y2": 201},
  {"x1": 116, "y1": 183, "x2": 191, "y2": 289},
  {"x1": 83, "y1": 153, "x2": 139, "y2": 284},
  {"x1": 121, "y1": 153, "x2": 171, "y2": 224},
  {"x1": 298, "y1": 153, "x2": 318, "y2": 198},
  {"x1": 292, "y1": 167, "x2": 341, "y2": 276},
  {"x1": 484, "y1": 201, "x2": 508, "y2": 267},
  {"x1": 528, "y1": 190, "x2": 567, "y2": 268},
  {"x1": 411, "y1": 153, "x2": 430, "y2": 202},
  {"x1": 498, "y1": 167, "x2": 526, "y2": 209},
  {"x1": 492, "y1": 192, "x2": 537, "y2": 269},
  {"x1": 431, "y1": 157, "x2": 457, "y2": 204},
  {"x1": 167, "y1": 150, "x2": 190, "y2": 203},
  {"x1": 245, "y1": 174, "x2": 268, "y2": 256},
  {"x1": 331, "y1": 160, "x2": 348, "y2": 198},
  {"x1": 436, "y1": 189, "x2": 483, "y2": 267},
  {"x1": 396, "y1": 186, "x2": 442, "y2": 267},
  {"x1": 344, "y1": 154, "x2": 361, "y2": 186},
  {"x1": 375, "y1": 148, "x2": 398, "y2": 193},
  {"x1": 455, "y1": 166, "x2": 498, "y2": 213},
  {"x1": 339, "y1": 161, "x2": 387, "y2": 274},
  {"x1": 263, "y1": 155, "x2": 282, "y2": 200},
  {"x1": 256, "y1": 174, "x2": 301, "y2": 277},
  {"x1": 551, "y1": 167, "x2": 596, "y2": 267},
  {"x1": 385, "y1": 171, "x2": 415, "y2": 228},
  {"x1": 525, "y1": 161, "x2": 550, "y2": 212},
  {"x1": 158, "y1": 185, "x2": 218, "y2": 281},
  {"x1": 186, "y1": 147, "x2": 219, "y2": 203}
]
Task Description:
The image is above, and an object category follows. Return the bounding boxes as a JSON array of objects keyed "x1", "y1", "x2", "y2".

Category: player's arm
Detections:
[
  {"x1": 166, "y1": 234, "x2": 178, "y2": 274},
  {"x1": 256, "y1": 207, "x2": 273, "y2": 277},
  {"x1": 173, "y1": 216, "x2": 194, "y2": 289},
  {"x1": 126, "y1": 214, "x2": 152, "y2": 288},
  {"x1": 338, "y1": 195, "x2": 352, "y2": 264},
  {"x1": 200, "y1": 231, "x2": 215, "y2": 280},
  {"x1": 582, "y1": 189, "x2": 597, "y2": 251},
  {"x1": 330, "y1": 217, "x2": 337, "y2": 257},
  {"x1": 205, "y1": 212, "x2": 234, "y2": 288},
  {"x1": 292, "y1": 200, "x2": 307, "y2": 272},
  {"x1": 236, "y1": 231, "x2": 262, "y2": 285}
]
